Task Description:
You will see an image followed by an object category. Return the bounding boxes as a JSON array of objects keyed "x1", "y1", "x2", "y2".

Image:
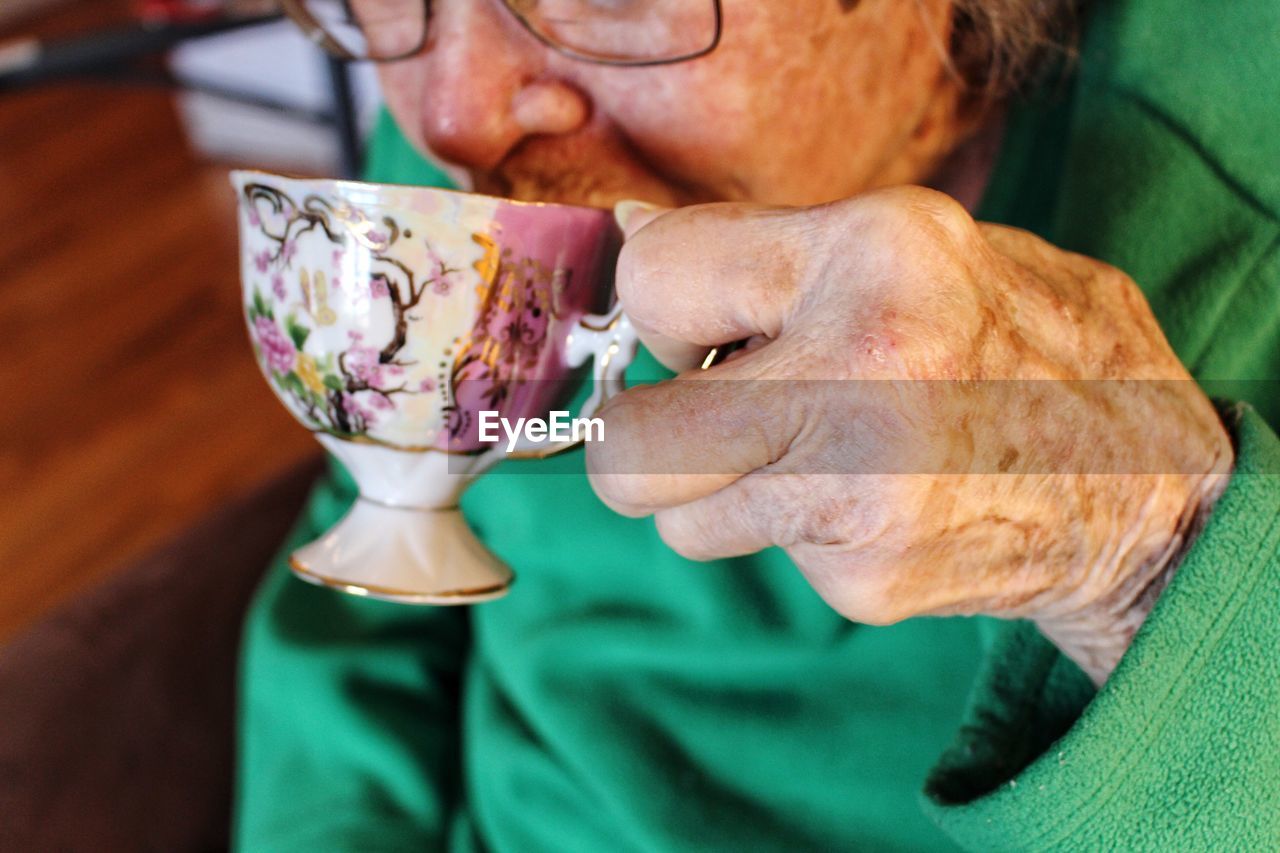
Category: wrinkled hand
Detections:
[{"x1": 588, "y1": 188, "x2": 1234, "y2": 684}]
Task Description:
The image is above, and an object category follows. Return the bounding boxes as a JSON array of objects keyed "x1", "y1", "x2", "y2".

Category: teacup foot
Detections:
[{"x1": 289, "y1": 498, "x2": 513, "y2": 605}]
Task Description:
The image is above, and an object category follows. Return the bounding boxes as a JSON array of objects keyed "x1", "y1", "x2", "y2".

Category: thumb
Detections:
[{"x1": 612, "y1": 199, "x2": 708, "y2": 371}]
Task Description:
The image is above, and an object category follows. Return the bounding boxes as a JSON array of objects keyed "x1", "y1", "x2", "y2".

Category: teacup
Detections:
[{"x1": 231, "y1": 171, "x2": 637, "y2": 604}]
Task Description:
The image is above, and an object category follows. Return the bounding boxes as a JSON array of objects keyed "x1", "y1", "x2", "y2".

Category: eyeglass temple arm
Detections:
[{"x1": 276, "y1": 0, "x2": 362, "y2": 61}]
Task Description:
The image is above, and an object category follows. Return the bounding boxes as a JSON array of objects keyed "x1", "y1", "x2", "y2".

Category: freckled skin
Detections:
[
  {"x1": 378, "y1": 0, "x2": 975, "y2": 208},
  {"x1": 373, "y1": 0, "x2": 1235, "y2": 685},
  {"x1": 588, "y1": 191, "x2": 1234, "y2": 686}
]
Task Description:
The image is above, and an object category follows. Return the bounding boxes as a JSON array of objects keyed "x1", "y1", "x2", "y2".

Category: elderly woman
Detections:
[{"x1": 237, "y1": 0, "x2": 1279, "y2": 849}]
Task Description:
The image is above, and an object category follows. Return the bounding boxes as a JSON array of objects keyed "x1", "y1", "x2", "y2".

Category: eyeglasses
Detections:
[{"x1": 280, "y1": 0, "x2": 723, "y2": 66}]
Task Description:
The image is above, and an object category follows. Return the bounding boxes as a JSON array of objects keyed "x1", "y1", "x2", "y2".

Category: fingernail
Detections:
[{"x1": 613, "y1": 199, "x2": 664, "y2": 238}]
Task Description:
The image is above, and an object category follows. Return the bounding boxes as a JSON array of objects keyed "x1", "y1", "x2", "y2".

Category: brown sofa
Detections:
[{"x1": 0, "y1": 456, "x2": 324, "y2": 852}]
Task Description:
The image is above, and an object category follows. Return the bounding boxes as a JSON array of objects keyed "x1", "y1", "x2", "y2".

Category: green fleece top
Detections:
[{"x1": 234, "y1": 1, "x2": 1280, "y2": 849}]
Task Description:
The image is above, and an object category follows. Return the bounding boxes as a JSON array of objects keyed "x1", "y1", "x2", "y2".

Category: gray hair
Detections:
[{"x1": 948, "y1": 0, "x2": 1082, "y2": 97}]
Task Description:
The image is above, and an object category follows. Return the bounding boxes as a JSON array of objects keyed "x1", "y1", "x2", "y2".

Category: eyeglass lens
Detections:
[
  {"x1": 508, "y1": 0, "x2": 718, "y2": 64},
  {"x1": 297, "y1": 0, "x2": 717, "y2": 64}
]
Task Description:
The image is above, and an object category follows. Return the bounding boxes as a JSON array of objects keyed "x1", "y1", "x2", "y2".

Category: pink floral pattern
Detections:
[
  {"x1": 240, "y1": 181, "x2": 469, "y2": 439},
  {"x1": 254, "y1": 315, "x2": 296, "y2": 373},
  {"x1": 240, "y1": 179, "x2": 583, "y2": 446}
]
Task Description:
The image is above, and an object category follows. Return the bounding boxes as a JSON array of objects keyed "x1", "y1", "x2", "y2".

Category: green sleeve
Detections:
[
  {"x1": 233, "y1": 460, "x2": 469, "y2": 852},
  {"x1": 234, "y1": 112, "x2": 462, "y2": 851},
  {"x1": 923, "y1": 404, "x2": 1280, "y2": 851},
  {"x1": 362, "y1": 110, "x2": 455, "y2": 187}
]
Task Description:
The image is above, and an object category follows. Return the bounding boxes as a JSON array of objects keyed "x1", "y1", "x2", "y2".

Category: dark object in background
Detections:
[
  {"x1": 0, "y1": 455, "x2": 323, "y2": 853},
  {"x1": 0, "y1": 0, "x2": 365, "y2": 177},
  {"x1": 0, "y1": 6, "x2": 275, "y2": 89}
]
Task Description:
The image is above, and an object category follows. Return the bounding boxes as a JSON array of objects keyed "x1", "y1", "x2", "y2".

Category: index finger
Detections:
[{"x1": 584, "y1": 351, "x2": 801, "y2": 516}]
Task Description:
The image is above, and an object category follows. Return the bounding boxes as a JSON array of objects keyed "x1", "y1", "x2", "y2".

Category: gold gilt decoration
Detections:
[
  {"x1": 443, "y1": 233, "x2": 572, "y2": 440},
  {"x1": 300, "y1": 268, "x2": 337, "y2": 326},
  {"x1": 289, "y1": 558, "x2": 512, "y2": 601}
]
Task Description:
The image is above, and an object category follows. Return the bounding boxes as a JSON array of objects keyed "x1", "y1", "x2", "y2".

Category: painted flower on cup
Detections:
[
  {"x1": 295, "y1": 352, "x2": 327, "y2": 394},
  {"x1": 245, "y1": 281, "x2": 417, "y2": 439},
  {"x1": 240, "y1": 180, "x2": 567, "y2": 447},
  {"x1": 341, "y1": 391, "x2": 379, "y2": 430},
  {"x1": 345, "y1": 344, "x2": 388, "y2": 387},
  {"x1": 254, "y1": 314, "x2": 296, "y2": 374}
]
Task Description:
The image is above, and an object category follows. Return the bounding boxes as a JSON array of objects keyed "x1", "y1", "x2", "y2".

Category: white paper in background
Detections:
[{"x1": 168, "y1": 18, "x2": 382, "y2": 174}]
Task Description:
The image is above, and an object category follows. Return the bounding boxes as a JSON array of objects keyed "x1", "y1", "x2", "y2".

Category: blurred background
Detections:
[
  {"x1": 0, "y1": 0, "x2": 383, "y2": 643},
  {"x1": 0, "y1": 0, "x2": 393, "y2": 847}
]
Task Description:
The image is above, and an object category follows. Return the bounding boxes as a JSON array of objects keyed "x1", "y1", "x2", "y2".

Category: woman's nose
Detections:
[{"x1": 417, "y1": 1, "x2": 591, "y2": 171}]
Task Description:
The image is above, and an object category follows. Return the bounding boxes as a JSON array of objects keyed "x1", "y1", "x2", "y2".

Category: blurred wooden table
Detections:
[{"x1": 0, "y1": 2, "x2": 319, "y2": 641}]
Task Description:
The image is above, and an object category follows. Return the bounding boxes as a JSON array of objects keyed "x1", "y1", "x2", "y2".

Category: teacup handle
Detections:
[
  {"x1": 497, "y1": 301, "x2": 638, "y2": 459},
  {"x1": 567, "y1": 302, "x2": 637, "y2": 422}
]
